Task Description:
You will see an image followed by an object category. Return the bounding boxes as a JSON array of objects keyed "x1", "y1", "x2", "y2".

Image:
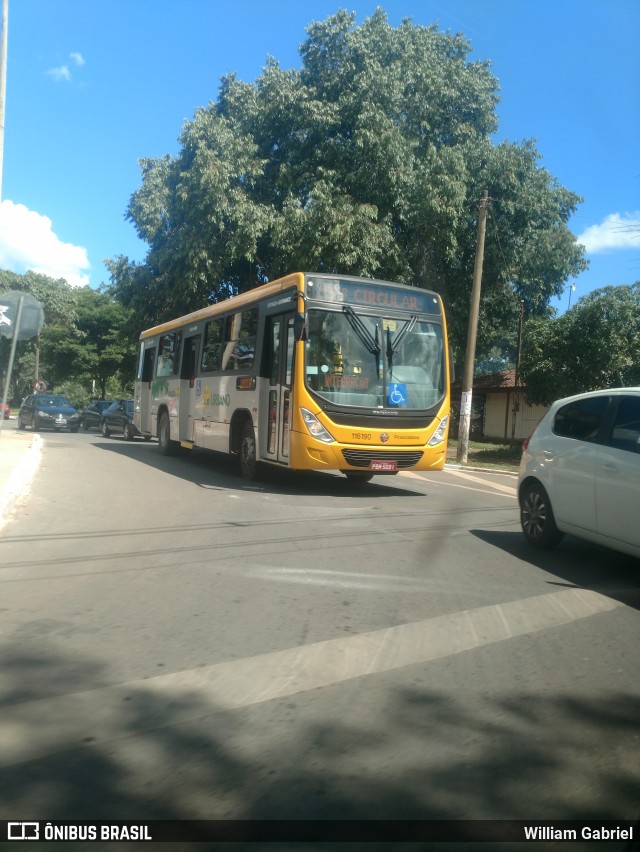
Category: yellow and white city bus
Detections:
[{"x1": 134, "y1": 272, "x2": 451, "y2": 481}]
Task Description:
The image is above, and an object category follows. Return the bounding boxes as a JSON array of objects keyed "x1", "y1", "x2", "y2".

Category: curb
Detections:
[{"x1": 0, "y1": 433, "x2": 43, "y2": 530}]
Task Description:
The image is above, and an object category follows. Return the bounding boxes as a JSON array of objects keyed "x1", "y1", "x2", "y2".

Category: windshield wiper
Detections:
[
  {"x1": 342, "y1": 306, "x2": 379, "y2": 354},
  {"x1": 342, "y1": 305, "x2": 381, "y2": 377},
  {"x1": 387, "y1": 316, "x2": 417, "y2": 374}
]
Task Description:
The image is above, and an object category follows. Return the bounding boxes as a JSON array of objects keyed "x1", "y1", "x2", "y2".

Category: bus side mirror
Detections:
[
  {"x1": 449, "y1": 346, "x2": 456, "y2": 383},
  {"x1": 294, "y1": 313, "x2": 308, "y2": 342}
]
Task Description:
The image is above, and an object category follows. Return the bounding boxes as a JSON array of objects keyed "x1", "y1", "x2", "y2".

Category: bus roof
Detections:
[
  {"x1": 139, "y1": 272, "x2": 442, "y2": 339},
  {"x1": 140, "y1": 272, "x2": 304, "y2": 339}
]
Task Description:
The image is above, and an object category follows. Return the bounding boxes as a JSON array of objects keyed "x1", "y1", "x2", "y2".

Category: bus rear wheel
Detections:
[
  {"x1": 158, "y1": 411, "x2": 177, "y2": 456},
  {"x1": 239, "y1": 420, "x2": 257, "y2": 479}
]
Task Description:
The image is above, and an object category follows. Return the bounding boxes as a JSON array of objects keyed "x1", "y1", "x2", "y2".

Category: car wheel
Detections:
[
  {"x1": 101, "y1": 420, "x2": 111, "y2": 438},
  {"x1": 123, "y1": 422, "x2": 134, "y2": 441},
  {"x1": 239, "y1": 420, "x2": 257, "y2": 479},
  {"x1": 158, "y1": 411, "x2": 177, "y2": 455},
  {"x1": 520, "y1": 481, "x2": 564, "y2": 548}
]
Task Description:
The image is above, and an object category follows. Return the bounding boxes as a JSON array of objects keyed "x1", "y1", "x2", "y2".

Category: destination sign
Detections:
[{"x1": 306, "y1": 277, "x2": 441, "y2": 315}]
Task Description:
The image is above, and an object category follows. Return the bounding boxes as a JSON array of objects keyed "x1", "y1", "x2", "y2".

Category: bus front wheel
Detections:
[
  {"x1": 158, "y1": 411, "x2": 177, "y2": 456},
  {"x1": 239, "y1": 420, "x2": 257, "y2": 479}
]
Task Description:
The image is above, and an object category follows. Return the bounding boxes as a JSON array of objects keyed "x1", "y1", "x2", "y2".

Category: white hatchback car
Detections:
[{"x1": 518, "y1": 388, "x2": 640, "y2": 558}]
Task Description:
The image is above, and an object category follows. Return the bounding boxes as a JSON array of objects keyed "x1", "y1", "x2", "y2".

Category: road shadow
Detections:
[
  {"x1": 0, "y1": 639, "x2": 638, "y2": 852},
  {"x1": 89, "y1": 438, "x2": 427, "y2": 500},
  {"x1": 471, "y1": 529, "x2": 640, "y2": 611}
]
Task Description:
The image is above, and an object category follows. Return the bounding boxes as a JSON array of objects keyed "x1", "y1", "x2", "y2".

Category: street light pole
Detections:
[
  {"x1": 456, "y1": 189, "x2": 490, "y2": 464},
  {"x1": 0, "y1": 0, "x2": 8, "y2": 201}
]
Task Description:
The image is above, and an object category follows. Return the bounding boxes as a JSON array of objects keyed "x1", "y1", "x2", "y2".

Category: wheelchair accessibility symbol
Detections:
[{"x1": 387, "y1": 383, "x2": 407, "y2": 407}]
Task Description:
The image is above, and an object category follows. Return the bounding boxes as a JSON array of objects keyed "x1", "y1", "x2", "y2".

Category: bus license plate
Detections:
[{"x1": 370, "y1": 459, "x2": 397, "y2": 472}]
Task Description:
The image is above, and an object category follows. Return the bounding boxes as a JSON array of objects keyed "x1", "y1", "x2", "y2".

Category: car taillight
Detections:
[{"x1": 522, "y1": 421, "x2": 540, "y2": 451}]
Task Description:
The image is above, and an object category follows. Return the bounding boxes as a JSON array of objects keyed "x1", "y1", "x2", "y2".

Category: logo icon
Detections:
[
  {"x1": 8, "y1": 822, "x2": 40, "y2": 840},
  {"x1": 387, "y1": 383, "x2": 407, "y2": 407},
  {"x1": 380, "y1": 432, "x2": 389, "y2": 443}
]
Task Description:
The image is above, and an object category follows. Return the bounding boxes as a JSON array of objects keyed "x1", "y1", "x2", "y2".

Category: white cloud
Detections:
[
  {"x1": 577, "y1": 212, "x2": 640, "y2": 253},
  {"x1": 46, "y1": 53, "x2": 85, "y2": 82},
  {"x1": 0, "y1": 200, "x2": 91, "y2": 288},
  {"x1": 46, "y1": 64, "x2": 71, "y2": 82}
]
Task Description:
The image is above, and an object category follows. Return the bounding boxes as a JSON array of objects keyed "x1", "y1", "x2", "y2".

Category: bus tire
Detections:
[
  {"x1": 158, "y1": 411, "x2": 177, "y2": 456},
  {"x1": 239, "y1": 420, "x2": 257, "y2": 479}
]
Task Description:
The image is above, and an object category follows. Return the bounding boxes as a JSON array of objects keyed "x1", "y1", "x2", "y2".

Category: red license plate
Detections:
[{"x1": 369, "y1": 459, "x2": 398, "y2": 472}]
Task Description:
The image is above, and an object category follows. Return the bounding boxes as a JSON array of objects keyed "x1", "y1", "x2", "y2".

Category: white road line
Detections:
[
  {"x1": 401, "y1": 470, "x2": 516, "y2": 498},
  {"x1": 444, "y1": 469, "x2": 517, "y2": 496},
  {"x1": 0, "y1": 587, "x2": 622, "y2": 768}
]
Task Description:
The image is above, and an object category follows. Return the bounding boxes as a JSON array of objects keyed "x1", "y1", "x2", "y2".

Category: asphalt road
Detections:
[{"x1": 0, "y1": 423, "x2": 639, "y2": 849}]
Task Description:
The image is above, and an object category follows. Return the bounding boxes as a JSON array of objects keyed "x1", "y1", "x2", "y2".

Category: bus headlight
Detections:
[
  {"x1": 300, "y1": 408, "x2": 335, "y2": 444},
  {"x1": 427, "y1": 414, "x2": 449, "y2": 446}
]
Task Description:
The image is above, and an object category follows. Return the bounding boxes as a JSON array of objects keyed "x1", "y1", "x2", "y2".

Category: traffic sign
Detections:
[{"x1": 0, "y1": 291, "x2": 45, "y2": 340}]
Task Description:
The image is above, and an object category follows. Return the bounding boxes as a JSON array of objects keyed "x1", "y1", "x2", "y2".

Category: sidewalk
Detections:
[{"x1": 0, "y1": 423, "x2": 43, "y2": 531}]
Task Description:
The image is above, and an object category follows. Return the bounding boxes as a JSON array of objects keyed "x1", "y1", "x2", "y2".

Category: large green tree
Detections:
[
  {"x1": 520, "y1": 283, "x2": 640, "y2": 404},
  {"x1": 108, "y1": 9, "x2": 586, "y2": 360},
  {"x1": 0, "y1": 271, "x2": 135, "y2": 402}
]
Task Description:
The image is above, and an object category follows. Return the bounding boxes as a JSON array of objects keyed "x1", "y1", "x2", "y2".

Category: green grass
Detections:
[{"x1": 447, "y1": 439, "x2": 522, "y2": 472}]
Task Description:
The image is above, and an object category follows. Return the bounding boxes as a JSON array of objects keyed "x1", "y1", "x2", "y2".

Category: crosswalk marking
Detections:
[{"x1": 0, "y1": 587, "x2": 621, "y2": 768}]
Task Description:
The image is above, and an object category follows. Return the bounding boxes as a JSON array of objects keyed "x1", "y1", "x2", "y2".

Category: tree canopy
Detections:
[
  {"x1": 520, "y1": 283, "x2": 640, "y2": 404},
  {"x1": 108, "y1": 9, "x2": 587, "y2": 360},
  {"x1": 0, "y1": 270, "x2": 135, "y2": 404}
]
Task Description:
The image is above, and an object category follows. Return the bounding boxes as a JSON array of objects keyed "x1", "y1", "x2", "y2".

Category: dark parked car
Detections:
[
  {"x1": 18, "y1": 394, "x2": 80, "y2": 432},
  {"x1": 80, "y1": 399, "x2": 113, "y2": 431},
  {"x1": 101, "y1": 398, "x2": 140, "y2": 440}
]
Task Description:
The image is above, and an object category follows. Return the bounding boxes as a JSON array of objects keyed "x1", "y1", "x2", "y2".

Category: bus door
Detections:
[
  {"x1": 180, "y1": 336, "x2": 200, "y2": 442},
  {"x1": 138, "y1": 344, "x2": 156, "y2": 435},
  {"x1": 265, "y1": 314, "x2": 295, "y2": 464}
]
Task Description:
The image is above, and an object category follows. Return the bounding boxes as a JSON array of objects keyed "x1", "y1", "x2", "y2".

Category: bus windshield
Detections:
[{"x1": 305, "y1": 307, "x2": 445, "y2": 410}]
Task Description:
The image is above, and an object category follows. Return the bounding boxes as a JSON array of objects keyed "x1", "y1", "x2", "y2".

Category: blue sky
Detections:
[{"x1": 1, "y1": 0, "x2": 638, "y2": 314}]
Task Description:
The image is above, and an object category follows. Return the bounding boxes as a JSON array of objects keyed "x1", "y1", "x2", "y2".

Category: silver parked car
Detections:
[{"x1": 518, "y1": 388, "x2": 640, "y2": 558}]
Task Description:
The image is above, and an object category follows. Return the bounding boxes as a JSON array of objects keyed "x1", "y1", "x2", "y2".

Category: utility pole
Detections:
[
  {"x1": 456, "y1": 189, "x2": 490, "y2": 464},
  {"x1": 510, "y1": 299, "x2": 525, "y2": 446},
  {"x1": 0, "y1": 0, "x2": 7, "y2": 200}
]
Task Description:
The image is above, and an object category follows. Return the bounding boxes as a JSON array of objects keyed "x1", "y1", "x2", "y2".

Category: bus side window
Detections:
[
  {"x1": 202, "y1": 319, "x2": 224, "y2": 372},
  {"x1": 223, "y1": 309, "x2": 258, "y2": 371},
  {"x1": 157, "y1": 332, "x2": 181, "y2": 377},
  {"x1": 142, "y1": 348, "x2": 156, "y2": 384},
  {"x1": 181, "y1": 337, "x2": 200, "y2": 387}
]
